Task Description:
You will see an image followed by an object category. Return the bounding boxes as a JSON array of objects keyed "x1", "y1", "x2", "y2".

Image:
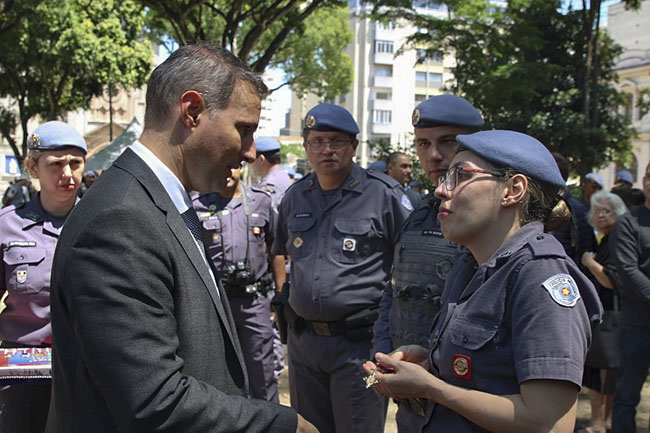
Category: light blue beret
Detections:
[
  {"x1": 282, "y1": 164, "x2": 296, "y2": 177},
  {"x1": 255, "y1": 136, "x2": 281, "y2": 152},
  {"x1": 412, "y1": 94, "x2": 484, "y2": 129},
  {"x1": 367, "y1": 160, "x2": 387, "y2": 174},
  {"x1": 616, "y1": 170, "x2": 634, "y2": 184},
  {"x1": 584, "y1": 172, "x2": 604, "y2": 188},
  {"x1": 29, "y1": 121, "x2": 87, "y2": 154},
  {"x1": 304, "y1": 103, "x2": 359, "y2": 135},
  {"x1": 456, "y1": 130, "x2": 565, "y2": 188}
]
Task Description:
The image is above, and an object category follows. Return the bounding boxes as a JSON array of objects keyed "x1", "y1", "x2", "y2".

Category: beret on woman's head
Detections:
[{"x1": 456, "y1": 130, "x2": 565, "y2": 188}]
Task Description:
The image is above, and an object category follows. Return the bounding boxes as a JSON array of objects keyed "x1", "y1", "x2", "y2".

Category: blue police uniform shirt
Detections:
[
  {"x1": 257, "y1": 165, "x2": 292, "y2": 209},
  {"x1": 423, "y1": 222, "x2": 602, "y2": 432},
  {"x1": 0, "y1": 196, "x2": 75, "y2": 345},
  {"x1": 193, "y1": 186, "x2": 276, "y2": 283},
  {"x1": 273, "y1": 164, "x2": 412, "y2": 321}
]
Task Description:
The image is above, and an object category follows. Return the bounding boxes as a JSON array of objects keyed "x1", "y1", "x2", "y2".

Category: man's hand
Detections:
[{"x1": 296, "y1": 414, "x2": 319, "y2": 433}]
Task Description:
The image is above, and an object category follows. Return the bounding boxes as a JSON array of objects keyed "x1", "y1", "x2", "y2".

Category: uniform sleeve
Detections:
[
  {"x1": 272, "y1": 194, "x2": 289, "y2": 256},
  {"x1": 54, "y1": 206, "x2": 296, "y2": 433},
  {"x1": 385, "y1": 188, "x2": 412, "y2": 246},
  {"x1": 372, "y1": 280, "x2": 394, "y2": 356},
  {"x1": 611, "y1": 214, "x2": 650, "y2": 306},
  {"x1": 508, "y1": 259, "x2": 594, "y2": 388},
  {"x1": 0, "y1": 243, "x2": 6, "y2": 297}
]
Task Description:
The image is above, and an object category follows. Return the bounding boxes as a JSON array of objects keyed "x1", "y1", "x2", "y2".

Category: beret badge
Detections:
[
  {"x1": 411, "y1": 108, "x2": 420, "y2": 126},
  {"x1": 306, "y1": 115, "x2": 316, "y2": 128},
  {"x1": 29, "y1": 133, "x2": 40, "y2": 149}
]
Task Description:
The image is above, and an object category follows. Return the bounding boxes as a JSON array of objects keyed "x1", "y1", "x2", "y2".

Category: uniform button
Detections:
[
  {"x1": 536, "y1": 235, "x2": 544, "y2": 240},
  {"x1": 463, "y1": 336, "x2": 468, "y2": 343},
  {"x1": 19, "y1": 255, "x2": 24, "y2": 260},
  {"x1": 315, "y1": 276, "x2": 320, "y2": 280}
]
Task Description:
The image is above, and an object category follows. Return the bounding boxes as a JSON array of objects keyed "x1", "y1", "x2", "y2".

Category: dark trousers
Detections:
[{"x1": 611, "y1": 324, "x2": 650, "y2": 433}]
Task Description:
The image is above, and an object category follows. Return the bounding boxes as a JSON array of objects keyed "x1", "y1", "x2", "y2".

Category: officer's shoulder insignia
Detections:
[
  {"x1": 261, "y1": 185, "x2": 276, "y2": 194},
  {"x1": 412, "y1": 108, "x2": 421, "y2": 126},
  {"x1": 542, "y1": 273, "x2": 580, "y2": 307},
  {"x1": 25, "y1": 211, "x2": 41, "y2": 222},
  {"x1": 401, "y1": 194, "x2": 414, "y2": 211}
]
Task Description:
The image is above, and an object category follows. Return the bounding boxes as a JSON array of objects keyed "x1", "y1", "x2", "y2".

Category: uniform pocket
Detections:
[
  {"x1": 3, "y1": 247, "x2": 47, "y2": 294},
  {"x1": 332, "y1": 218, "x2": 372, "y2": 264},
  {"x1": 287, "y1": 217, "x2": 315, "y2": 259}
]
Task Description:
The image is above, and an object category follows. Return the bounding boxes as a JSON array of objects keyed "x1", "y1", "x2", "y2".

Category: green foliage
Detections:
[
  {"x1": 141, "y1": 0, "x2": 353, "y2": 99},
  {"x1": 0, "y1": 0, "x2": 152, "y2": 163},
  {"x1": 369, "y1": 0, "x2": 638, "y2": 177}
]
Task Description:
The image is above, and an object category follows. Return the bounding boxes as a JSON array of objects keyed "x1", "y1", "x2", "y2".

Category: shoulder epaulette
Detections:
[{"x1": 366, "y1": 168, "x2": 400, "y2": 188}]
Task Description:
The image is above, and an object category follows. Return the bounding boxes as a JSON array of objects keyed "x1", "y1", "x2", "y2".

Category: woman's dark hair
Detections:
[{"x1": 501, "y1": 168, "x2": 571, "y2": 231}]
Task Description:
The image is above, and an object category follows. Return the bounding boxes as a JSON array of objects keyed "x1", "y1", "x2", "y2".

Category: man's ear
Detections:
[
  {"x1": 179, "y1": 91, "x2": 205, "y2": 130},
  {"x1": 502, "y1": 173, "x2": 528, "y2": 207},
  {"x1": 25, "y1": 158, "x2": 38, "y2": 179}
]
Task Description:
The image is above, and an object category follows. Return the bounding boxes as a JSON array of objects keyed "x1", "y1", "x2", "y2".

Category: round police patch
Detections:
[
  {"x1": 401, "y1": 194, "x2": 414, "y2": 211},
  {"x1": 542, "y1": 273, "x2": 580, "y2": 307}
]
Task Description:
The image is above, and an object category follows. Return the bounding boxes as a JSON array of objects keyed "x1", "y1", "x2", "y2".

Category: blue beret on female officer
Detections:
[
  {"x1": 364, "y1": 130, "x2": 602, "y2": 433},
  {"x1": 0, "y1": 120, "x2": 86, "y2": 432}
]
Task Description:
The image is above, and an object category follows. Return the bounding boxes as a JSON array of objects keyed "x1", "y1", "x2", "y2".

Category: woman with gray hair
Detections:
[{"x1": 580, "y1": 190, "x2": 628, "y2": 433}]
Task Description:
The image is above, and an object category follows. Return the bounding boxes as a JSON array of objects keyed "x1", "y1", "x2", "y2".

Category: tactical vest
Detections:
[{"x1": 389, "y1": 197, "x2": 465, "y2": 348}]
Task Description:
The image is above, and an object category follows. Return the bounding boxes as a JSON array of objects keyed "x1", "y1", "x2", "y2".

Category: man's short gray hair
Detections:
[{"x1": 144, "y1": 43, "x2": 268, "y2": 127}]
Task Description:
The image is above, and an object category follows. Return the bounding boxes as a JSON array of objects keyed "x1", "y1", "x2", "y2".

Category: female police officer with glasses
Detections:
[
  {"x1": 0, "y1": 121, "x2": 86, "y2": 433},
  {"x1": 364, "y1": 130, "x2": 602, "y2": 433}
]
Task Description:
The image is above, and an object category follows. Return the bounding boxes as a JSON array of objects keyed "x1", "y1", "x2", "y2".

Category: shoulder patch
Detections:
[
  {"x1": 261, "y1": 185, "x2": 276, "y2": 194},
  {"x1": 542, "y1": 273, "x2": 580, "y2": 307},
  {"x1": 401, "y1": 194, "x2": 414, "y2": 211}
]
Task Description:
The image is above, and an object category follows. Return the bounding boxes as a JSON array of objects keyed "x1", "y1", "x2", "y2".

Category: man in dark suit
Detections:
[{"x1": 47, "y1": 44, "x2": 318, "y2": 433}]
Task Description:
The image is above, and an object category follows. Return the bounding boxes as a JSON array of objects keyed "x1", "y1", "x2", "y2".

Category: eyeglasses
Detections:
[
  {"x1": 305, "y1": 138, "x2": 354, "y2": 152},
  {"x1": 593, "y1": 207, "x2": 614, "y2": 216},
  {"x1": 438, "y1": 166, "x2": 506, "y2": 192}
]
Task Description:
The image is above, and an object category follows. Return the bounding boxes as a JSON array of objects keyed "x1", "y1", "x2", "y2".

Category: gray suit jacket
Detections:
[{"x1": 48, "y1": 149, "x2": 297, "y2": 432}]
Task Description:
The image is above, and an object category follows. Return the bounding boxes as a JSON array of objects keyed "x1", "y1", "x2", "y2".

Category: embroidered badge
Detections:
[
  {"x1": 213, "y1": 233, "x2": 220, "y2": 242},
  {"x1": 8, "y1": 241, "x2": 36, "y2": 248},
  {"x1": 452, "y1": 354, "x2": 471, "y2": 379},
  {"x1": 306, "y1": 114, "x2": 316, "y2": 128},
  {"x1": 401, "y1": 194, "x2": 414, "y2": 211},
  {"x1": 252, "y1": 226, "x2": 262, "y2": 235},
  {"x1": 421, "y1": 230, "x2": 443, "y2": 237},
  {"x1": 16, "y1": 270, "x2": 27, "y2": 284},
  {"x1": 29, "y1": 133, "x2": 40, "y2": 149},
  {"x1": 411, "y1": 108, "x2": 421, "y2": 126},
  {"x1": 343, "y1": 238, "x2": 356, "y2": 252},
  {"x1": 542, "y1": 273, "x2": 580, "y2": 307},
  {"x1": 293, "y1": 237, "x2": 303, "y2": 248}
]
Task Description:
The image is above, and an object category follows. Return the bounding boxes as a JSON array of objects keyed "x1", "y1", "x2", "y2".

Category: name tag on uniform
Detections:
[
  {"x1": 8, "y1": 241, "x2": 36, "y2": 247},
  {"x1": 421, "y1": 230, "x2": 443, "y2": 237},
  {"x1": 295, "y1": 213, "x2": 311, "y2": 218}
]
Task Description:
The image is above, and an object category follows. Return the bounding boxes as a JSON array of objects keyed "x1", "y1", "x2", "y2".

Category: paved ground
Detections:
[{"x1": 278, "y1": 365, "x2": 650, "y2": 433}]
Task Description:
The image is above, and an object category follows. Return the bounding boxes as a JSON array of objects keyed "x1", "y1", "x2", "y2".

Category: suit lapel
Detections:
[{"x1": 113, "y1": 149, "x2": 246, "y2": 373}]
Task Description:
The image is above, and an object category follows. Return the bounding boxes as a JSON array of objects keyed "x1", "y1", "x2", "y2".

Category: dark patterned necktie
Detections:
[{"x1": 181, "y1": 208, "x2": 204, "y2": 252}]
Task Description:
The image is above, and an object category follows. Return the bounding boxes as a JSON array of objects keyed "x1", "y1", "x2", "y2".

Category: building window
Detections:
[
  {"x1": 375, "y1": 40, "x2": 394, "y2": 54},
  {"x1": 373, "y1": 109, "x2": 392, "y2": 123},
  {"x1": 376, "y1": 92, "x2": 391, "y2": 100},
  {"x1": 376, "y1": 20, "x2": 395, "y2": 30},
  {"x1": 416, "y1": 71, "x2": 443, "y2": 87},
  {"x1": 376, "y1": 67, "x2": 393, "y2": 77},
  {"x1": 416, "y1": 49, "x2": 443, "y2": 64},
  {"x1": 414, "y1": 0, "x2": 447, "y2": 11},
  {"x1": 429, "y1": 72, "x2": 442, "y2": 83}
]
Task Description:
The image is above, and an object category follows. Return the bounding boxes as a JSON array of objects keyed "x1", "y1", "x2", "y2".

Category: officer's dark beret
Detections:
[
  {"x1": 29, "y1": 121, "x2": 87, "y2": 154},
  {"x1": 412, "y1": 94, "x2": 484, "y2": 129},
  {"x1": 255, "y1": 136, "x2": 281, "y2": 152},
  {"x1": 456, "y1": 130, "x2": 565, "y2": 188},
  {"x1": 304, "y1": 104, "x2": 359, "y2": 135}
]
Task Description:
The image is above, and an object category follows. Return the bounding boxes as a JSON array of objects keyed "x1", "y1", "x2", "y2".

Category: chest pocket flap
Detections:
[
  {"x1": 3, "y1": 247, "x2": 46, "y2": 266},
  {"x1": 334, "y1": 219, "x2": 371, "y2": 236},
  {"x1": 448, "y1": 319, "x2": 498, "y2": 350},
  {"x1": 202, "y1": 218, "x2": 222, "y2": 232},
  {"x1": 288, "y1": 217, "x2": 315, "y2": 233}
]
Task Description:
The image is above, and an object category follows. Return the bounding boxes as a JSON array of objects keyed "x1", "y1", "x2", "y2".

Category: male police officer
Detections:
[
  {"x1": 193, "y1": 167, "x2": 284, "y2": 403},
  {"x1": 387, "y1": 152, "x2": 421, "y2": 210},
  {"x1": 273, "y1": 103, "x2": 412, "y2": 433},
  {"x1": 250, "y1": 136, "x2": 292, "y2": 209},
  {"x1": 373, "y1": 94, "x2": 484, "y2": 433}
]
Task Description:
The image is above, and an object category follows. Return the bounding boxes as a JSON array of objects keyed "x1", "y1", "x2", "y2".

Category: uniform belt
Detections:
[
  {"x1": 303, "y1": 318, "x2": 347, "y2": 337},
  {"x1": 224, "y1": 281, "x2": 271, "y2": 297}
]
